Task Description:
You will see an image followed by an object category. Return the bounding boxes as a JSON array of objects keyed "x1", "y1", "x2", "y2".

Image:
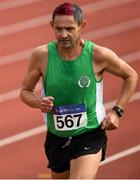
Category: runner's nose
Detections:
[{"x1": 60, "y1": 30, "x2": 68, "y2": 38}]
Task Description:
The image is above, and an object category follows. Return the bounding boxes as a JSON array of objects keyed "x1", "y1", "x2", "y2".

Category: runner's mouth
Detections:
[{"x1": 60, "y1": 39, "x2": 71, "y2": 42}]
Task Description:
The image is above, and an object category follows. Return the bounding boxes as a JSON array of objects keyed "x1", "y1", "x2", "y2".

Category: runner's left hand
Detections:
[{"x1": 101, "y1": 110, "x2": 120, "y2": 130}]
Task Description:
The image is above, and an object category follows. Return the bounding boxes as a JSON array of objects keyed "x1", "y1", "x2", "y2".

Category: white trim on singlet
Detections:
[
  {"x1": 96, "y1": 81, "x2": 106, "y2": 125},
  {"x1": 41, "y1": 87, "x2": 47, "y2": 125}
]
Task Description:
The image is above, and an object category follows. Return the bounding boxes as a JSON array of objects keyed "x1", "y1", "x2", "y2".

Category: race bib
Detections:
[{"x1": 53, "y1": 104, "x2": 87, "y2": 131}]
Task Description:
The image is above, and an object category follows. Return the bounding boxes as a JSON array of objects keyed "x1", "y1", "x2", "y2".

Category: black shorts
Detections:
[{"x1": 44, "y1": 126, "x2": 107, "y2": 173}]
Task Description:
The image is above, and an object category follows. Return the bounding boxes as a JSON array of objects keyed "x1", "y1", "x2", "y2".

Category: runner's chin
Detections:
[{"x1": 59, "y1": 41, "x2": 72, "y2": 49}]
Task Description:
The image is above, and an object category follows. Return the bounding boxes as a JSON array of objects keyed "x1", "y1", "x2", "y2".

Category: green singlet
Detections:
[{"x1": 43, "y1": 40, "x2": 105, "y2": 137}]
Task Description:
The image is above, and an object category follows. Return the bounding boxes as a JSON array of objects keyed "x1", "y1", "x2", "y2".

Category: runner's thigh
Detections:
[{"x1": 70, "y1": 149, "x2": 102, "y2": 179}]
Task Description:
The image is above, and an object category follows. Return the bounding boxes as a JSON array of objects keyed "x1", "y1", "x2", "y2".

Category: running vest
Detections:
[{"x1": 43, "y1": 40, "x2": 105, "y2": 137}]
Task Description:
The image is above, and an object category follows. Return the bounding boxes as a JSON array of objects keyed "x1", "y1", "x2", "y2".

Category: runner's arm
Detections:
[
  {"x1": 20, "y1": 49, "x2": 42, "y2": 108},
  {"x1": 94, "y1": 45, "x2": 138, "y2": 109},
  {"x1": 94, "y1": 45, "x2": 138, "y2": 130},
  {"x1": 103, "y1": 48, "x2": 138, "y2": 109}
]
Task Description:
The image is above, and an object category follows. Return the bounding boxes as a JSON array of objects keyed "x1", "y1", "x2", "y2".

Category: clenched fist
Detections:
[{"x1": 40, "y1": 96, "x2": 54, "y2": 113}]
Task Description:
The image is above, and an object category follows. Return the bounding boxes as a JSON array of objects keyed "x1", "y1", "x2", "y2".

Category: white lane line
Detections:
[
  {"x1": 0, "y1": 89, "x2": 20, "y2": 103},
  {"x1": 0, "y1": 50, "x2": 139, "y2": 103},
  {"x1": 0, "y1": 48, "x2": 33, "y2": 66},
  {"x1": 0, "y1": 0, "x2": 135, "y2": 36},
  {"x1": 82, "y1": 0, "x2": 135, "y2": 14},
  {"x1": 0, "y1": 0, "x2": 43, "y2": 11},
  {"x1": 0, "y1": 17, "x2": 140, "y2": 66},
  {"x1": 122, "y1": 51, "x2": 140, "y2": 63},
  {"x1": 100, "y1": 144, "x2": 140, "y2": 166},
  {"x1": 105, "y1": 91, "x2": 140, "y2": 110},
  {"x1": 0, "y1": 91, "x2": 140, "y2": 147},
  {"x1": 84, "y1": 17, "x2": 140, "y2": 40},
  {"x1": 0, "y1": 82, "x2": 41, "y2": 103},
  {"x1": 0, "y1": 126, "x2": 46, "y2": 147}
]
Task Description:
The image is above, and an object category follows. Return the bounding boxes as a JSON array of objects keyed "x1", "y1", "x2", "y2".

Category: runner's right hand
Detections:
[{"x1": 40, "y1": 96, "x2": 54, "y2": 113}]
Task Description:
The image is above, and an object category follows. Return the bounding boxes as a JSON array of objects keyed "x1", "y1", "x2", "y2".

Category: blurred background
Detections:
[{"x1": 0, "y1": 0, "x2": 140, "y2": 179}]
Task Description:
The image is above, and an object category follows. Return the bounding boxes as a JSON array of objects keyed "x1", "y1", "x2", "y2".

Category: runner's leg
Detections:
[
  {"x1": 51, "y1": 170, "x2": 70, "y2": 179},
  {"x1": 70, "y1": 149, "x2": 102, "y2": 179}
]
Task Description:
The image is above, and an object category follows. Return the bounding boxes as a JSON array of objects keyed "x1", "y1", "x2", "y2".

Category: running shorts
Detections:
[{"x1": 44, "y1": 126, "x2": 107, "y2": 173}]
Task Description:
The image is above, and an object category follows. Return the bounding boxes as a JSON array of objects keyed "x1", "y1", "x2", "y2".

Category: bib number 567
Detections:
[{"x1": 55, "y1": 114, "x2": 82, "y2": 130}]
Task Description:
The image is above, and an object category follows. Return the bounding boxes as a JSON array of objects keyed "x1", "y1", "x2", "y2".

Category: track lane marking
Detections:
[
  {"x1": 0, "y1": 91, "x2": 140, "y2": 147},
  {"x1": 0, "y1": 0, "x2": 43, "y2": 11},
  {"x1": 0, "y1": 1, "x2": 139, "y2": 177},
  {"x1": 0, "y1": 17, "x2": 140, "y2": 66},
  {"x1": 105, "y1": 91, "x2": 140, "y2": 110},
  {"x1": 100, "y1": 144, "x2": 140, "y2": 166},
  {"x1": 0, "y1": 126, "x2": 46, "y2": 147},
  {"x1": 0, "y1": 82, "x2": 41, "y2": 103},
  {"x1": 0, "y1": 0, "x2": 136, "y2": 36},
  {"x1": 84, "y1": 17, "x2": 140, "y2": 40}
]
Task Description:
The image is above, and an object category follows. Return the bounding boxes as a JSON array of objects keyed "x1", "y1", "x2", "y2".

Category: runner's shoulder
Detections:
[
  {"x1": 93, "y1": 44, "x2": 118, "y2": 64},
  {"x1": 31, "y1": 44, "x2": 48, "y2": 59}
]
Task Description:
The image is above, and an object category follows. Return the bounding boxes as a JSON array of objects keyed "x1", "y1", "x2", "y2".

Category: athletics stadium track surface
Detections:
[{"x1": 0, "y1": 0, "x2": 140, "y2": 179}]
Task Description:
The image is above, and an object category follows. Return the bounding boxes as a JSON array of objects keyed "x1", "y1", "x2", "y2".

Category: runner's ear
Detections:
[
  {"x1": 50, "y1": 21, "x2": 54, "y2": 28},
  {"x1": 80, "y1": 20, "x2": 86, "y2": 31},
  {"x1": 78, "y1": 20, "x2": 86, "y2": 34}
]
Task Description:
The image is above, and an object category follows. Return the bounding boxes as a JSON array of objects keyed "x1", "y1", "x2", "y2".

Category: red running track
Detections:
[{"x1": 0, "y1": 0, "x2": 140, "y2": 179}]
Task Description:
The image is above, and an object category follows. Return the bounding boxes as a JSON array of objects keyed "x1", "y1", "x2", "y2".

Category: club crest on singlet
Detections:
[{"x1": 78, "y1": 76, "x2": 91, "y2": 88}]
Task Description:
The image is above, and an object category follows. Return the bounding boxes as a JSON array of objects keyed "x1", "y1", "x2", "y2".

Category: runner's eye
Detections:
[
  {"x1": 56, "y1": 27, "x2": 62, "y2": 32},
  {"x1": 66, "y1": 27, "x2": 74, "y2": 31}
]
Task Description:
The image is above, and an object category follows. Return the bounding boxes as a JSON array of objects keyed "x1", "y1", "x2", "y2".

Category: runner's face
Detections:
[{"x1": 51, "y1": 15, "x2": 83, "y2": 49}]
